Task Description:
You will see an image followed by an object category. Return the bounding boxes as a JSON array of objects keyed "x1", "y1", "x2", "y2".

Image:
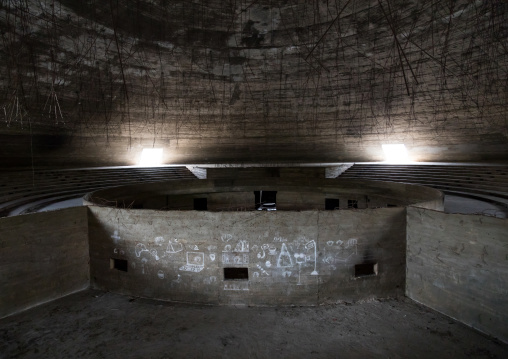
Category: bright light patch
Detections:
[
  {"x1": 382, "y1": 144, "x2": 410, "y2": 163},
  {"x1": 139, "y1": 148, "x2": 163, "y2": 166}
]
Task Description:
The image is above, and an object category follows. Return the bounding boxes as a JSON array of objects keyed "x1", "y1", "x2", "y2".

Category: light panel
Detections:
[
  {"x1": 382, "y1": 144, "x2": 410, "y2": 163},
  {"x1": 139, "y1": 148, "x2": 163, "y2": 166}
]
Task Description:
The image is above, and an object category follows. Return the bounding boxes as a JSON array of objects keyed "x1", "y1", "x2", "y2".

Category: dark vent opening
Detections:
[
  {"x1": 224, "y1": 267, "x2": 249, "y2": 280},
  {"x1": 194, "y1": 197, "x2": 208, "y2": 210},
  {"x1": 348, "y1": 199, "x2": 358, "y2": 209},
  {"x1": 354, "y1": 262, "x2": 378, "y2": 278},
  {"x1": 325, "y1": 198, "x2": 340, "y2": 210},
  {"x1": 254, "y1": 190, "x2": 277, "y2": 210},
  {"x1": 111, "y1": 258, "x2": 128, "y2": 272}
]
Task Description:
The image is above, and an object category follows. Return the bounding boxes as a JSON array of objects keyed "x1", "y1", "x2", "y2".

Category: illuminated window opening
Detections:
[
  {"x1": 382, "y1": 144, "x2": 410, "y2": 163},
  {"x1": 139, "y1": 148, "x2": 163, "y2": 166}
]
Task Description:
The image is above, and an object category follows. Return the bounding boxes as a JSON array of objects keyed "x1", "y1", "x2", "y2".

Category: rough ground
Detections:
[{"x1": 1, "y1": 290, "x2": 506, "y2": 359}]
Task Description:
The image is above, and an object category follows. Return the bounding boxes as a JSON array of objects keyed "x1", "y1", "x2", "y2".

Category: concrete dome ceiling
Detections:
[{"x1": 0, "y1": 0, "x2": 507, "y2": 166}]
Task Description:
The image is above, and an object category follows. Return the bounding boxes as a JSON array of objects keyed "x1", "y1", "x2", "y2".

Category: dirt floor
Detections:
[{"x1": 1, "y1": 289, "x2": 507, "y2": 359}]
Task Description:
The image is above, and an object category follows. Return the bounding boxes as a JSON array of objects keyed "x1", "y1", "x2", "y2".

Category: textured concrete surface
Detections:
[
  {"x1": 0, "y1": 207, "x2": 89, "y2": 318},
  {"x1": 406, "y1": 207, "x2": 508, "y2": 343},
  {"x1": 1, "y1": 289, "x2": 507, "y2": 359},
  {"x1": 1, "y1": 1, "x2": 507, "y2": 167},
  {"x1": 88, "y1": 206, "x2": 406, "y2": 305}
]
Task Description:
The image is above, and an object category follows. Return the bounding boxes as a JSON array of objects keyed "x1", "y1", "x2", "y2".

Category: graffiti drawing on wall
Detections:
[
  {"x1": 222, "y1": 253, "x2": 249, "y2": 265},
  {"x1": 166, "y1": 239, "x2": 183, "y2": 254},
  {"x1": 111, "y1": 230, "x2": 121, "y2": 244},
  {"x1": 234, "y1": 240, "x2": 249, "y2": 252},
  {"x1": 277, "y1": 243, "x2": 293, "y2": 268},
  {"x1": 224, "y1": 282, "x2": 249, "y2": 291},
  {"x1": 179, "y1": 252, "x2": 205, "y2": 272}
]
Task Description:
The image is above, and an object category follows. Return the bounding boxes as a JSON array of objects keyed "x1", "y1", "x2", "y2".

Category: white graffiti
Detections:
[
  {"x1": 268, "y1": 245, "x2": 277, "y2": 255},
  {"x1": 305, "y1": 240, "x2": 319, "y2": 275},
  {"x1": 166, "y1": 239, "x2": 183, "y2": 254},
  {"x1": 135, "y1": 243, "x2": 149, "y2": 257},
  {"x1": 204, "y1": 276, "x2": 217, "y2": 284},
  {"x1": 157, "y1": 270, "x2": 165, "y2": 279},
  {"x1": 326, "y1": 241, "x2": 334, "y2": 246},
  {"x1": 256, "y1": 264, "x2": 270, "y2": 276},
  {"x1": 253, "y1": 272, "x2": 260, "y2": 278},
  {"x1": 221, "y1": 234, "x2": 233, "y2": 242},
  {"x1": 224, "y1": 282, "x2": 249, "y2": 291},
  {"x1": 111, "y1": 230, "x2": 121, "y2": 244},
  {"x1": 179, "y1": 252, "x2": 205, "y2": 272},
  {"x1": 209, "y1": 253, "x2": 216, "y2": 261},
  {"x1": 234, "y1": 240, "x2": 249, "y2": 252},
  {"x1": 187, "y1": 244, "x2": 199, "y2": 251},
  {"x1": 265, "y1": 260, "x2": 272, "y2": 268},
  {"x1": 277, "y1": 243, "x2": 293, "y2": 268},
  {"x1": 113, "y1": 248, "x2": 118, "y2": 254},
  {"x1": 141, "y1": 258, "x2": 148, "y2": 274},
  {"x1": 273, "y1": 236, "x2": 287, "y2": 242},
  {"x1": 150, "y1": 249, "x2": 160, "y2": 261},
  {"x1": 222, "y1": 253, "x2": 249, "y2": 265},
  {"x1": 155, "y1": 236, "x2": 165, "y2": 246},
  {"x1": 223, "y1": 244, "x2": 232, "y2": 252}
]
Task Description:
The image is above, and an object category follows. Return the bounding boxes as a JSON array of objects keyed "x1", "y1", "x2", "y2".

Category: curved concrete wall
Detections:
[
  {"x1": 85, "y1": 178, "x2": 444, "y2": 211},
  {"x1": 88, "y1": 206, "x2": 406, "y2": 306}
]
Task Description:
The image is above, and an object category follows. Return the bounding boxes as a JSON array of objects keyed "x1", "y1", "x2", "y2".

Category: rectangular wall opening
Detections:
[
  {"x1": 325, "y1": 198, "x2": 340, "y2": 210},
  {"x1": 254, "y1": 190, "x2": 277, "y2": 210},
  {"x1": 224, "y1": 267, "x2": 249, "y2": 280},
  {"x1": 348, "y1": 199, "x2": 358, "y2": 209},
  {"x1": 354, "y1": 262, "x2": 378, "y2": 278},
  {"x1": 194, "y1": 198, "x2": 208, "y2": 210},
  {"x1": 110, "y1": 258, "x2": 128, "y2": 272}
]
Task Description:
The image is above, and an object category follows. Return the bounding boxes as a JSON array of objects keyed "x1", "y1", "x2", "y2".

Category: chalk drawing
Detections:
[
  {"x1": 150, "y1": 249, "x2": 160, "y2": 261},
  {"x1": 336, "y1": 239, "x2": 344, "y2": 246},
  {"x1": 224, "y1": 282, "x2": 249, "y2": 291},
  {"x1": 223, "y1": 244, "x2": 232, "y2": 252},
  {"x1": 207, "y1": 245, "x2": 217, "y2": 251},
  {"x1": 111, "y1": 230, "x2": 121, "y2": 244},
  {"x1": 166, "y1": 239, "x2": 183, "y2": 254},
  {"x1": 326, "y1": 241, "x2": 334, "y2": 246},
  {"x1": 113, "y1": 248, "x2": 118, "y2": 254},
  {"x1": 221, "y1": 234, "x2": 233, "y2": 242},
  {"x1": 204, "y1": 276, "x2": 217, "y2": 284},
  {"x1": 283, "y1": 270, "x2": 292, "y2": 278},
  {"x1": 234, "y1": 240, "x2": 249, "y2": 252},
  {"x1": 141, "y1": 258, "x2": 148, "y2": 274},
  {"x1": 265, "y1": 260, "x2": 272, "y2": 268},
  {"x1": 179, "y1": 252, "x2": 205, "y2": 272},
  {"x1": 173, "y1": 274, "x2": 182, "y2": 284},
  {"x1": 253, "y1": 272, "x2": 260, "y2": 278},
  {"x1": 210, "y1": 253, "x2": 216, "y2": 261},
  {"x1": 274, "y1": 236, "x2": 287, "y2": 242},
  {"x1": 294, "y1": 253, "x2": 306, "y2": 285},
  {"x1": 277, "y1": 243, "x2": 294, "y2": 268},
  {"x1": 256, "y1": 264, "x2": 270, "y2": 276},
  {"x1": 155, "y1": 236, "x2": 165, "y2": 246},
  {"x1": 188, "y1": 244, "x2": 199, "y2": 250},
  {"x1": 135, "y1": 243, "x2": 149, "y2": 257},
  {"x1": 157, "y1": 270, "x2": 165, "y2": 279},
  {"x1": 305, "y1": 240, "x2": 319, "y2": 275},
  {"x1": 120, "y1": 250, "x2": 125, "y2": 255},
  {"x1": 268, "y1": 245, "x2": 277, "y2": 255},
  {"x1": 257, "y1": 244, "x2": 269, "y2": 259},
  {"x1": 251, "y1": 245, "x2": 259, "y2": 251},
  {"x1": 222, "y1": 252, "x2": 249, "y2": 265},
  {"x1": 345, "y1": 238, "x2": 358, "y2": 250}
]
